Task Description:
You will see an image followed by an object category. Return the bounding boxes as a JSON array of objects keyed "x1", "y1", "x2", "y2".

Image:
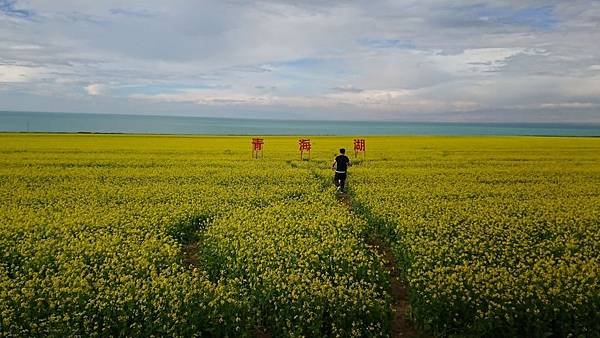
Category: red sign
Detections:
[
  {"x1": 251, "y1": 138, "x2": 264, "y2": 158},
  {"x1": 354, "y1": 138, "x2": 365, "y2": 157},
  {"x1": 252, "y1": 138, "x2": 264, "y2": 151},
  {"x1": 299, "y1": 138, "x2": 311, "y2": 160},
  {"x1": 299, "y1": 139, "x2": 311, "y2": 151}
]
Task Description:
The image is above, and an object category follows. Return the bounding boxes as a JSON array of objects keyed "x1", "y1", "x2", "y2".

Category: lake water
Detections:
[{"x1": 1, "y1": 111, "x2": 599, "y2": 136}]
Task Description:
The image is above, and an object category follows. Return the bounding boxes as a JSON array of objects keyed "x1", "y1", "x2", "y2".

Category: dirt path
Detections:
[
  {"x1": 370, "y1": 236, "x2": 420, "y2": 338},
  {"x1": 336, "y1": 191, "x2": 421, "y2": 338},
  {"x1": 183, "y1": 242, "x2": 200, "y2": 267}
]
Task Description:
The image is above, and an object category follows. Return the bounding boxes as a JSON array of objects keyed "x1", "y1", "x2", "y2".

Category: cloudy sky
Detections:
[{"x1": 1, "y1": 0, "x2": 600, "y2": 122}]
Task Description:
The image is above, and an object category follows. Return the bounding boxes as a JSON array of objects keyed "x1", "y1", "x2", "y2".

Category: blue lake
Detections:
[{"x1": 1, "y1": 111, "x2": 599, "y2": 136}]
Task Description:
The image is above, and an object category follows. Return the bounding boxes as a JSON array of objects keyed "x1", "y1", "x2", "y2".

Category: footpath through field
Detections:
[
  {"x1": 310, "y1": 163, "x2": 423, "y2": 338},
  {"x1": 176, "y1": 157, "x2": 399, "y2": 337},
  {"x1": 337, "y1": 192, "x2": 419, "y2": 338},
  {"x1": 185, "y1": 159, "x2": 423, "y2": 337}
]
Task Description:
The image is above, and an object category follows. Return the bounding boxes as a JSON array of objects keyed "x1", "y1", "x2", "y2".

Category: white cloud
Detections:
[
  {"x1": 427, "y1": 48, "x2": 541, "y2": 75},
  {"x1": 539, "y1": 102, "x2": 596, "y2": 109},
  {"x1": 84, "y1": 84, "x2": 108, "y2": 96},
  {"x1": 131, "y1": 87, "x2": 480, "y2": 113},
  {"x1": 131, "y1": 90, "x2": 319, "y2": 107},
  {"x1": 8, "y1": 44, "x2": 43, "y2": 50},
  {"x1": 326, "y1": 89, "x2": 413, "y2": 106},
  {"x1": 0, "y1": 65, "x2": 40, "y2": 83}
]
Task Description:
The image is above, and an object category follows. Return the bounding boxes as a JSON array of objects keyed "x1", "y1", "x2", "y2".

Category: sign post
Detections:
[
  {"x1": 251, "y1": 138, "x2": 264, "y2": 159},
  {"x1": 353, "y1": 138, "x2": 366, "y2": 158},
  {"x1": 299, "y1": 138, "x2": 311, "y2": 160}
]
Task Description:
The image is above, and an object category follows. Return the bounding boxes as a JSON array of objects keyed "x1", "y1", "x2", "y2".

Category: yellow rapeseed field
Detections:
[
  {"x1": 351, "y1": 136, "x2": 600, "y2": 337},
  {"x1": 1, "y1": 134, "x2": 599, "y2": 337}
]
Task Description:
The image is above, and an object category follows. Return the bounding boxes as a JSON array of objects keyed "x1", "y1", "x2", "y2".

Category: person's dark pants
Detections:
[{"x1": 334, "y1": 172, "x2": 347, "y2": 190}]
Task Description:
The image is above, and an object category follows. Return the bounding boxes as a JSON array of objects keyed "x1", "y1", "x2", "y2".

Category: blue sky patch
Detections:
[
  {"x1": 463, "y1": 4, "x2": 559, "y2": 30},
  {"x1": 508, "y1": 6, "x2": 559, "y2": 29},
  {"x1": 109, "y1": 8, "x2": 154, "y2": 18},
  {"x1": 0, "y1": 0, "x2": 34, "y2": 18},
  {"x1": 359, "y1": 38, "x2": 416, "y2": 49},
  {"x1": 275, "y1": 58, "x2": 323, "y2": 68}
]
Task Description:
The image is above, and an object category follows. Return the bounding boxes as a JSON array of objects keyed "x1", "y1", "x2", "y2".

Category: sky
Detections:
[{"x1": 1, "y1": 0, "x2": 600, "y2": 122}]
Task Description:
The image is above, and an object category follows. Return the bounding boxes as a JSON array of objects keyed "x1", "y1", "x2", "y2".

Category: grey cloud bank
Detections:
[{"x1": 1, "y1": 0, "x2": 599, "y2": 122}]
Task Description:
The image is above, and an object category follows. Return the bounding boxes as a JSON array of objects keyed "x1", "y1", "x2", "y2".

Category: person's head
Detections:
[{"x1": 339, "y1": 148, "x2": 345, "y2": 154}]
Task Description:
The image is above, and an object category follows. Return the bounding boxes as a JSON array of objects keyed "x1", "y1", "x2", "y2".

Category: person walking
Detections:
[{"x1": 332, "y1": 148, "x2": 351, "y2": 192}]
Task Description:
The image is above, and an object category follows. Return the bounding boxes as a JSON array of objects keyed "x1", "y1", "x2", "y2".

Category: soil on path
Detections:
[
  {"x1": 183, "y1": 242, "x2": 200, "y2": 267},
  {"x1": 336, "y1": 191, "x2": 422, "y2": 338}
]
